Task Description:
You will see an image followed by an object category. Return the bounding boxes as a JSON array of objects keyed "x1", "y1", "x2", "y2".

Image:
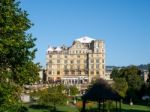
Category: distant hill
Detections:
[
  {"x1": 106, "y1": 64, "x2": 150, "y2": 71},
  {"x1": 137, "y1": 64, "x2": 149, "y2": 70}
]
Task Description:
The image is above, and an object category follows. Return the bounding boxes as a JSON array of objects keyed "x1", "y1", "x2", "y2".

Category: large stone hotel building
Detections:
[{"x1": 46, "y1": 36, "x2": 105, "y2": 86}]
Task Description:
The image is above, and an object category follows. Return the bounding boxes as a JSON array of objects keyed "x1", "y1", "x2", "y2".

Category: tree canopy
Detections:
[
  {"x1": 112, "y1": 78, "x2": 128, "y2": 98},
  {"x1": 0, "y1": 0, "x2": 40, "y2": 111},
  {"x1": 69, "y1": 85, "x2": 79, "y2": 96},
  {"x1": 146, "y1": 64, "x2": 150, "y2": 95},
  {"x1": 111, "y1": 66, "x2": 144, "y2": 103},
  {"x1": 38, "y1": 85, "x2": 67, "y2": 111}
]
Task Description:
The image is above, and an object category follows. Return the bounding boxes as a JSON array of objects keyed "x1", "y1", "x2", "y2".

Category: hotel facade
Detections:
[{"x1": 46, "y1": 36, "x2": 105, "y2": 86}]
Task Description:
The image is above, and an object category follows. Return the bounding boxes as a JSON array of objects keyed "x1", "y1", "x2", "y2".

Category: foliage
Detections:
[
  {"x1": 111, "y1": 66, "x2": 144, "y2": 103},
  {"x1": 69, "y1": 85, "x2": 79, "y2": 96},
  {"x1": 146, "y1": 64, "x2": 150, "y2": 95},
  {"x1": 38, "y1": 85, "x2": 67, "y2": 111},
  {"x1": 146, "y1": 64, "x2": 150, "y2": 84},
  {"x1": 110, "y1": 68, "x2": 120, "y2": 79},
  {"x1": 0, "y1": 0, "x2": 40, "y2": 111},
  {"x1": 124, "y1": 66, "x2": 144, "y2": 102},
  {"x1": 112, "y1": 78, "x2": 128, "y2": 98}
]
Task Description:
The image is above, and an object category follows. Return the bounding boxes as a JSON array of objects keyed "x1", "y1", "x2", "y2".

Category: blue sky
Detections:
[{"x1": 20, "y1": 0, "x2": 150, "y2": 67}]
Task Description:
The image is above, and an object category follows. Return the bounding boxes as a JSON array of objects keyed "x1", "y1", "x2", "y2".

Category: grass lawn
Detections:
[
  {"x1": 28, "y1": 102, "x2": 150, "y2": 112},
  {"x1": 28, "y1": 104, "x2": 79, "y2": 112},
  {"x1": 121, "y1": 103, "x2": 150, "y2": 112}
]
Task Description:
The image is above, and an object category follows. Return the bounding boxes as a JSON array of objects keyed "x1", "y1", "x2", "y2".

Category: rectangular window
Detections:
[
  {"x1": 96, "y1": 64, "x2": 99, "y2": 69},
  {"x1": 96, "y1": 49, "x2": 99, "y2": 53},
  {"x1": 103, "y1": 65, "x2": 105, "y2": 69},
  {"x1": 91, "y1": 65, "x2": 94, "y2": 69},
  {"x1": 57, "y1": 71, "x2": 60, "y2": 75},
  {"x1": 64, "y1": 51, "x2": 68, "y2": 54},
  {"x1": 71, "y1": 60, "x2": 73, "y2": 64},
  {"x1": 77, "y1": 66, "x2": 80, "y2": 70},
  {"x1": 65, "y1": 55, "x2": 67, "y2": 58},
  {"x1": 49, "y1": 60, "x2": 52, "y2": 63},
  {"x1": 96, "y1": 71, "x2": 99, "y2": 75},
  {"x1": 84, "y1": 60, "x2": 86, "y2": 63},
  {"x1": 90, "y1": 59, "x2": 94, "y2": 63},
  {"x1": 64, "y1": 60, "x2": 67, "y2": 64},
  {"x1": 79, "y1": 45, "x2": 81, "y2": 48},
  {"x1": 57, "y1": 55, "x2": 60, "y2": 58},
  {"x1": 49, "y1": 65, "x2": 52, "y2": 68},
  {"x1": 57, "y1": 60, "x2": 60, "y2": 63},
  {"x1": 77, "y1": 60, "x2": 80, "y2": 64},
  {"x1": 74, "y1": 65, "x2": 77, "y2": 69},
  {"x1": 71, "y1": 65, "x2": 73, "y2": 70},
  {"x1": 78, "y1": 70, "x2": 81, "y2": 74},
  {"x1": 49, "y1": 71, "x2": 51, "y2": 75},
  {"x1": 65, "y1": 71, "x2": 69, "y2": 75},
  {"x1": 102, "y1": 59, "x2": 104, "y2": 63},
  {"x1": 90, "y1": 71, "x2": 94, "y2": 74},
  {"x1": 64, "y1": 65, "x2": 67, "y2": 69},
  {"x1": 96, "y1": 59, "x2": 99, "y2": 63}
]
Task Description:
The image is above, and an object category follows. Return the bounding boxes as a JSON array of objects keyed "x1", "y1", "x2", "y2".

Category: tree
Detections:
[
  {"x1": 68, "y1": 85, "x2": 79, "y2": 104},
  {"x1": 147, "y1": 64, "x2": 150, "y2": 83},
  {"x1": 146, "y1": 64, "x2": 150, "y2": 95},
  {"x1": 112, "y1": 78, "x2": 128, "y2": 98},
  {"x1": 126, "y1": 73, "x2": 144, "y2": 102},
  {"x1": 38, "y1": 85, "x2": 67, "y2": 111},
  {"x1": 110, "y1": 68, "x2": 119, "y2": 79},
  {"x1": 116, "y1": 66, "x2": 144, "y2": 103},
  {"x1": 125, "y1": 67, "x2": 143, "y2": 97},
  {"x1": 0, "y1": 0, "x2": 40, "y2": 111},
  {"x1": 69, "y1": 85, "x2": 79, "y2": 96}
]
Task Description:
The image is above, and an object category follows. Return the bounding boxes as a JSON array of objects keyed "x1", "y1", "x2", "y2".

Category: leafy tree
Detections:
[
  {"x1": 68, "y1": 85, "x2": 79, "y2": 104},
  {"x1": 112, "y1": 78, "x2": 128, "y2": 98},
  {"x1": 116, "y1": 66, "x2": 144, "y2": 103},
  {"x1": 126, "y1": 73, "x2": 144, "y2": 102},
  {"x1": 69, "y1": 85, "x2": 79, "y2": 96},
  {"x1": 0, "y1": 0, "x2": 40, "y2": 111},
  {"x1": 111, "y1": 66, "x2": 144, "y2": 103},
  {"x1": 146, "y1": 64, "x2": 150, "y2": 95},
  {"x1": 38, "y1": 85, "x2": 67, "y2": 111},
  {"x1": 147, "y1": 64, "x2": 150, "y2": 83},
  {"x1": 110, "y1": 68, "x2": 119, "y2": 79}
]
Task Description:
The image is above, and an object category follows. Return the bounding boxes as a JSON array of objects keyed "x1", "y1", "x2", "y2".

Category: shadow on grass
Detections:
[
  {"x1": 29, "y1": 104, "x2": 50, "y2": 110},
  {"x1": 29, "y1": 104, "x2": 66, "y2": 112}
]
